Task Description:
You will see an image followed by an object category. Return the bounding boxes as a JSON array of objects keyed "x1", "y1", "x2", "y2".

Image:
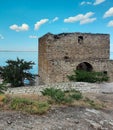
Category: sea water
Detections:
[{"x1": 0, "y1": 51, "x2": 38, "y2": 74}]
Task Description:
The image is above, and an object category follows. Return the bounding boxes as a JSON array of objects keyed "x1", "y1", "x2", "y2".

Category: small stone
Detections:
[
  {"x1": 7, "y1": 120, "x2": 12, "y2": 125},
  {"x1": 86, "y1": 108, "x2": 100, "y2": 115},
  {"x1": 18, "y1": 116, "x2": 21, "y2": 119},
  {"x1": 90, "y1": 122, "x2": 102, "y2": 129},
  {"x1": 109, "y1": 121, "x2": 113, "y2": 126},
  {"x1": 100, "y1": 120, "x2": 108, "y2": 125},
  {"x1": 58, "y1": 126, "x2": 62, "y2": 129},
  {"x1": 43, "y1": 128, "x2": 48, "y2": 130},
  {"x1": 74, "y1": 119, "x2": 79, "y2": 124},
  {"x1": 66, "y1": 118, "x2": 70, "y2": 121}
]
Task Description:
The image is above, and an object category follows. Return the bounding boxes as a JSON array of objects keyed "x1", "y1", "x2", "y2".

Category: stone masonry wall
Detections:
[
  {"x1": 38, "y1": 32, "x2": 113, "y2": 84},
  {"x1": 5, "y1": 82, "x2": 100, "y2": 95},
  {"x1": 38, "y1": 34, "x2": 52, "y2": 84},
  {"x1": 49, "y1": 59, "x2": 110, "y2": 83},
  {"x1": 44, "y1": 33, "x2": 110, "y2": 60},
  {"x1": 108, "y1": 60, "x2": 113, "y2": 81}
]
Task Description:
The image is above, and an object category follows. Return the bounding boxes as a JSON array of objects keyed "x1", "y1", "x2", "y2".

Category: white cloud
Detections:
[
  {"x1": 34, "y1": 19, "x2": 49, "y2": 30},
  {"x1": 0, "y1": 34, "x2": 4, "y2": 39},
  {"x1": 107, "y1": 20, "x2": 113, "y2": 27},
  {"x1": 80, "y1": 1, "x2": 92, "y2": 5},
  {"x1": 49, "y1": 17, "x2": 59, "y2": 23},
  {"x1": 80, "y1": 18, "x2": 96, "y2": 24},
  {"x1": 9, "y1": 23, "x2": 29, "y2": 32},
  {"x1": 64, "y1": 12, "x2": 96, "y2": 24},
  {"x1": 80, "y1": 0, "x2": 105, "y2": 6},
  {"x1": 29, "y1": 35, "x2": 38, "y2": 39},
  {"x1": 52, "y1": 17, "x2": 59, "y2": 22},
  {"x1": 103, "y1": 7, "x2": 113, "y2": 18},
  {"x1": 94, "y1": 0, "x2": 105, "y2": 5}
]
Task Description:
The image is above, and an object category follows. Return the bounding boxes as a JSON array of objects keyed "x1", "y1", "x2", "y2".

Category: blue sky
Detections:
[{"x1": 0, "y1": 0, "x2": 113, "y2": 54}]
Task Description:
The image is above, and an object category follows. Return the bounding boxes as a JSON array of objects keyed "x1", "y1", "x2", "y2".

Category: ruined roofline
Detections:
[{"x1": 39, "y1": 32, "x2": 110, "y2": 39}]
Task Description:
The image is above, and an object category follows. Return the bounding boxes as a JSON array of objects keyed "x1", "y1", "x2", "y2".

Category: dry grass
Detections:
[
  {"x1": 0, "y1": 94, "x2": 6, "y2": 109},
  {"x1": 0, "y1": 92, "x2": 109, "y2": 114},
  {"x1": 1, "y1": 94, "x2": 50, "y2": 114},
  {"x1": 8, "y1": 94, "x2": 48, "y2": 102},
  {"x1": 0, "y1": 94, "x2": 5, "y2": 101}
]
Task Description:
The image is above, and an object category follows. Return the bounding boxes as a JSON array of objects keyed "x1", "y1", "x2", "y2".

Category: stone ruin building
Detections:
[{"x1": 38, "y1": 32, "x2": 113, "y2": 84}]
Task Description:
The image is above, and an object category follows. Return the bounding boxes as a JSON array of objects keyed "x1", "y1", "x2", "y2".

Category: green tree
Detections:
[{"x1": 0, "y1": 58, "x2": 35, "y2": 87}]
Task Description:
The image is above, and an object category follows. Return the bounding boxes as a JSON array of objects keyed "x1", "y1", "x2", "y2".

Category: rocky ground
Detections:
[
  {"x1": 0, "y1": 103, "x2": 113, "y2": 130},
  {"x1": 1, "y1": 83, "x2": 113, "y2": 130}
]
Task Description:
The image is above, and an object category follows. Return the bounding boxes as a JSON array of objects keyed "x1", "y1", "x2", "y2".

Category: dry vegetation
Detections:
[
  {"x1": 1, "y1": 91, "x2": 113, "y2": 130},
  {"x1": 0, "y1": 90, "x2": 108, "y2": 115}
]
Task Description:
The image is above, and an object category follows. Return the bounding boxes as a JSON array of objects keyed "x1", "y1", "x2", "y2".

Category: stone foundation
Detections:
[{"x1": 5, "y1": 82, "x2": 100, "y2": 95}]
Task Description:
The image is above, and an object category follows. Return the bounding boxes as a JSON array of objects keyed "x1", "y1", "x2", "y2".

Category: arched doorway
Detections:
[{"x1": 76, "y1": 62, "x2": 93, "y2": 71}]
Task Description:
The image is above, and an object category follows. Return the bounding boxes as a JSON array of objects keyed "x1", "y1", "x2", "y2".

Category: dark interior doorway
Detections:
[{"x1": 76, "y1": 62, "x2": 93, "y2": 71}]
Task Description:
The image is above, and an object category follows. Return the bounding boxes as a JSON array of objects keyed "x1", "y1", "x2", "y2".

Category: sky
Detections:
[{"x1": 0, "y1": 0, "x2": 113, "y2": 54}]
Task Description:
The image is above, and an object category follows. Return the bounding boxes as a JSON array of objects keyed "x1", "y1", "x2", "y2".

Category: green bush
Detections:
[
  {"x1": 67, "y1": 70, "x2": 109, "y2": 83},
  {"x1": 41, "y1": 88, "x2": 83, "y2": 104},
  {"x1": 41, "y1": 88, "x2": 65, "y2": 103},
  {"x1": 62, "y1": 96, "x2": 73, "y2": 104},
  {"x1": 69, "y1": 90, "x2": 83, "y2": 100},
  {"x1": 0, "y1": 83, "x2": 7, "y2": 94}
]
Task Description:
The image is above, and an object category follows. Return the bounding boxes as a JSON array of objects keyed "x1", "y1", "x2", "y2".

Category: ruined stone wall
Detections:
[
  {"x1": 107, "y1": 60, "x2": 113, "y2": 81},
  {"x1": 38, "y1": 35, "x2": 50, "y2": 84},
  {"x1": 38, "y1": 32, "x2": 112, "y2": 84},
  {"x1": 42, "y1": 59, "x2": 110, "y2": 83},
  {"x1": 45, "y1": 33, "x2": 110, "y2": 60}
]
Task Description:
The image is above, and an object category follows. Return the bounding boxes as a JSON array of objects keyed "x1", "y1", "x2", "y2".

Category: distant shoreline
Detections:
[{"x1": 0, "y1": 50, "x2": 38, "y2": 52}]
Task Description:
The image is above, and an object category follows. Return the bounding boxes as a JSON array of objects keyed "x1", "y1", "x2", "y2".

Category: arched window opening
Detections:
[{"x1": 76, "y1": 62, "x2": 93, "y2": 71}]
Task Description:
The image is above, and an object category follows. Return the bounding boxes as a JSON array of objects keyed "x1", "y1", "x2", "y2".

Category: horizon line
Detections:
[{"x1": 0, "y1": 50, "x2": 38, "y2": 52}]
